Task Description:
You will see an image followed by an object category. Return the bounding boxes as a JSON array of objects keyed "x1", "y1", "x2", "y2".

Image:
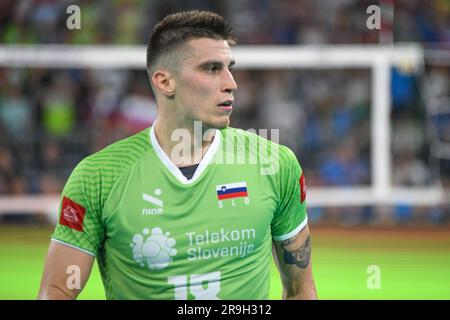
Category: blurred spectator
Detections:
[
  {"x1": 114, "y1": 0, "x2": 146, "y2": 44},
  {"x1": 319, "y1": 138, "x2": 369, "y2": 186},
  {"x1": 117, "y1": 78, "x2": 157, "y2": 134},
  {"x1": 0, "y1": 82, "x2": 33, "y2": 141},
  {"x1": 41, "y1": 74, "x2": 76, "y2": 137},
  {"x1": 393, "y1": 151, "x2": 430, "y2": 186},
  {"x1": 259, "y1": 71, "x2": 304, "y2": 152},
  {"x1": 391, "y1": 66, "x2": 417, "y2": 113},
  {"x1": 0, "y1": 146, "x2": 25, "y2": 194}
]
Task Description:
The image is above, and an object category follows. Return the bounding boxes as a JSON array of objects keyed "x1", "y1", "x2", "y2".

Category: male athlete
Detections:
[{"x1": 38, "y1": 11, "x2": 317, "y2": 300}]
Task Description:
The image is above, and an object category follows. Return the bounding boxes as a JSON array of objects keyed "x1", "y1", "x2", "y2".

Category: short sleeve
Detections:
[
  {"x1": 51, "y1": 157, "x2": 106, "y2": 256},
  {"x1": 271, "y1": 146, "x2": 308, "y2": 241}
]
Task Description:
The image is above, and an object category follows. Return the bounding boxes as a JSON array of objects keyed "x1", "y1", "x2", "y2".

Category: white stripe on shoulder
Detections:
[
  {"x1": 51, "y1": 238, "x2": 96, "y2": 257},
  {"x1": 272, "y1": 215, "x2": 308, "y2": 241}
]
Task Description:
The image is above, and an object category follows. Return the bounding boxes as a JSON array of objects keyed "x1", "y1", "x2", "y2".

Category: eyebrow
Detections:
[{"x1": 198, "y1": 59, "x2": 236, "y2": 68}]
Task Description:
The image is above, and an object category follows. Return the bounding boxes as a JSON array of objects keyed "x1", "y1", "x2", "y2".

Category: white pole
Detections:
[{"x1": 372, "y1": 55, "x2": 392, "y2": 201}]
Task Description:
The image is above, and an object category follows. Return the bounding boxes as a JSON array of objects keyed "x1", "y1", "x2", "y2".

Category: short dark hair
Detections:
[{"x1": 146, "y1": 11, "x2": 236, "y2": 74}]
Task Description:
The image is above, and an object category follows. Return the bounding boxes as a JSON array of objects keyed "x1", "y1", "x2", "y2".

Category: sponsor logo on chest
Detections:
[{"x1": 130, "y1": 226, "x2": 257, "y2": 269}]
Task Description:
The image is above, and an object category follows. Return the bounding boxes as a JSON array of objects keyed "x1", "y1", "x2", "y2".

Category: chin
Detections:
[
  {"x1": 215, "y1": 121, "x2": 229, "y2": 130},
  {"x1": 215, "y1": 118, "x2": 230, "y2": 130},
  {"x1": 203, "y1": 117, "x2": 230, "y2": 130}
]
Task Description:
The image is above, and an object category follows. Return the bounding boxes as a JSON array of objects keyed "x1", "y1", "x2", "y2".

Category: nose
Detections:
[{"x1": 222, "y1": 69, "x2": 238, "y2": 94}]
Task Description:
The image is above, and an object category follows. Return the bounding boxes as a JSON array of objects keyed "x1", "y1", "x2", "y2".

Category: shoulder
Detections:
[
  {"x1": 220, "y1": 126, "x2": 300, "y2": 166},
  {"x1": 73, "y1": 128, "x2": 151, "y2": 178},
  {"x1": 92, "y1": 127, "x2": 150, "y2": 159},
  {"x1": 60, "y1": 128, "x2": 151, "y2": 214}
]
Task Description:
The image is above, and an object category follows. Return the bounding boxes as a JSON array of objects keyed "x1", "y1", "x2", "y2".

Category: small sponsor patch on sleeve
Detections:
[
  {"x1": 60, "y1": 196, "x2": 86, "y2": 232},
  {"x1": 299, "y1": 173, "x2": 306, "y2": 203}
]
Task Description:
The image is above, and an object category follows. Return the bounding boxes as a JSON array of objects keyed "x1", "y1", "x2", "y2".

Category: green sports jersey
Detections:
[{"x1": 52, "y1": 125, "x2": 308, "y2": 300}]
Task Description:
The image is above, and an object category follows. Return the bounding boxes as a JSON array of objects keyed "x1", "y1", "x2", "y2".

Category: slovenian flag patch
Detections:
[{"x1": 216, "y1": 182, "x2": 248, "y2": 200}]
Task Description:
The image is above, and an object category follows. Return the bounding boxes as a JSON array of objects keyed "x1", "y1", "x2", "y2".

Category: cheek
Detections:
[{"x1": 180, "y1": 75, "x2": 215, "y2": 99}]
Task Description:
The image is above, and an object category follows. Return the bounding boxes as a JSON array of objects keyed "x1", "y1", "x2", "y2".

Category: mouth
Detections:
[{"x1": 217, "y1": 100, "x2": 233, "y2": 110}]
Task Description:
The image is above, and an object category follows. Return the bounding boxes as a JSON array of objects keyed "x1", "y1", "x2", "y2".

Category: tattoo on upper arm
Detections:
[{"x1": 281, "y1": 235, "x2": 311, "y2": 269}]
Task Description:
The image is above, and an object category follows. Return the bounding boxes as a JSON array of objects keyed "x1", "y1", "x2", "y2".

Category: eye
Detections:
[{"x1": 206, "y1": 65, "x2": 220, "y2": 73}]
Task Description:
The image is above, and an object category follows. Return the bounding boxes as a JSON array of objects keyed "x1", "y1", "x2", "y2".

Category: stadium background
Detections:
[{"x1": 0, "y1": 0, "x2": 449, "y2": 299}]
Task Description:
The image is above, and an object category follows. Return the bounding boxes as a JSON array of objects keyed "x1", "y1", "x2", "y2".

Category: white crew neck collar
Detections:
[{"x1": 149, "y1": 123, "x2": 221, "y2": 185}]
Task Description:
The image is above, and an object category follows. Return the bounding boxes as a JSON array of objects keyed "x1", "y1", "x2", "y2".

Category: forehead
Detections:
[{"x1": 183, "y1": 38, "x2": 234, "y2": 64}]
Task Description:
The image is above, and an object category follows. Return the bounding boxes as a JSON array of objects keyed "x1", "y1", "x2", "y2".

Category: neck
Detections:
[{"x1": 153, "y1": 117, "x2": 216, "y2": 167}]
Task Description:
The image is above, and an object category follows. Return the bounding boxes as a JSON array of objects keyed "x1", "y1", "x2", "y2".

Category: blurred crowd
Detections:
[
  {"x1": 0, "y1": 0, "x2": 449, "y2": 45},
  {"x1": 0, "y1": 0, "x2": 449, "y2": 225},
  {"x1": 0, "y1": 68, "x2": 156, "y2": 194}
]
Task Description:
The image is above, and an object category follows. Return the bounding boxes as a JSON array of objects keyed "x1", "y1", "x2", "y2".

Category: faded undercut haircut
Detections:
[{"x1": 146, "y1": 11, "x2": 236, "y2": 79}]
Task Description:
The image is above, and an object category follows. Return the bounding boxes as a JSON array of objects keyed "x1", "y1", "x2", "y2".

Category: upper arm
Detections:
[
  {"x1": 272, "y1": 224, "x2": 317, "y2": 300},
  {"x1": 37, "y1": 240, "x2": 95, "y2": 300},
  {"x1": 38, "y1": 157, "x2": 106, "y2": 300},
  {"x1": 270, "y1": 146, "x2": 316, "y2": 299}
]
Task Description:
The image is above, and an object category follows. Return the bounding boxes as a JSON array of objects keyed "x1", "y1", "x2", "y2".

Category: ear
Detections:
[{"x1": 151, "y1": 70, "x2": 175, "y2": 98}]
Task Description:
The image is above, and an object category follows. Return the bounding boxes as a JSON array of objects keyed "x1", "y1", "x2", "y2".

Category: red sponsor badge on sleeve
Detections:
[
  {"x1": 60, "y1": 196, "x2": 86, "y2": 232},
  {"x1": 299, "y1": 173, "x2": 306, "y2": 203}
]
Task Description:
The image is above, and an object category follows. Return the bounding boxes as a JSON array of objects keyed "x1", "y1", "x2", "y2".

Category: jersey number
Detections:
[{"x1": 168, "y1": 271, "x2": 221, "y2": 300}]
